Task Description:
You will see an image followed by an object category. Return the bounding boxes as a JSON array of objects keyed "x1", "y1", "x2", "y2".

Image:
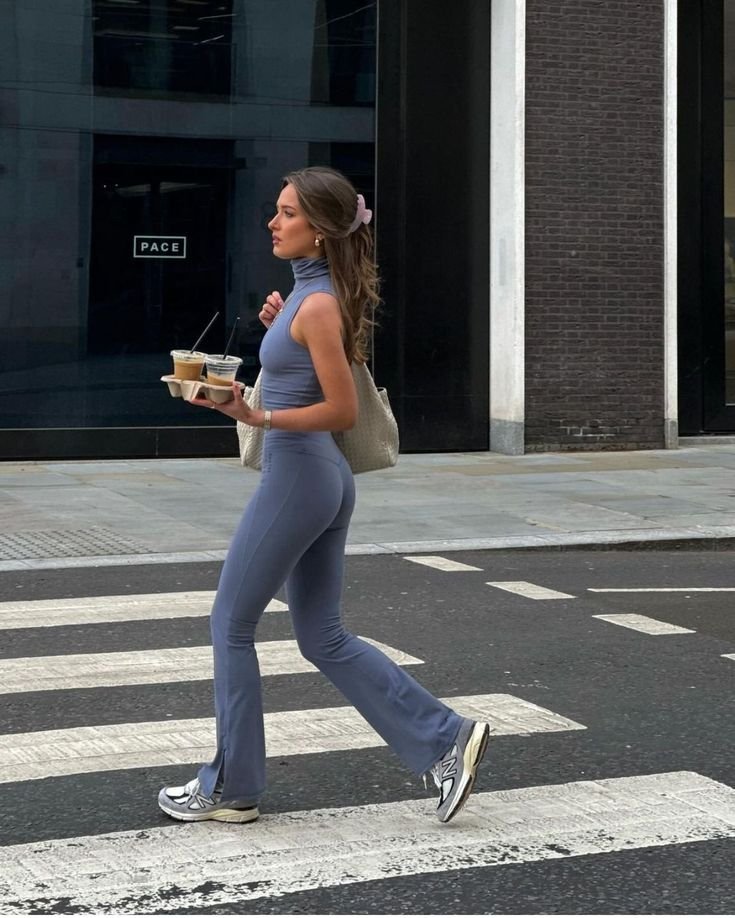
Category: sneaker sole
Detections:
[
  {"x1": 158, "y1": 800, "x2": 260, "y2": 824},
  {"x1": 440, "y1": 721, "x2": 490, "y2": 824}
]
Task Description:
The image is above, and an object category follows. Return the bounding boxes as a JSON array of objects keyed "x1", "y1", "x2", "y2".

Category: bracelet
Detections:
[{"x1": 262, "y1": 409, "x2": 272, "y2": 430}]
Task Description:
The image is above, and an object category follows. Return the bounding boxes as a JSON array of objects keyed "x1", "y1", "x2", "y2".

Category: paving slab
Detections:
[{"x1": 0, "y1": 445, "x2": 734, "y2": 569}]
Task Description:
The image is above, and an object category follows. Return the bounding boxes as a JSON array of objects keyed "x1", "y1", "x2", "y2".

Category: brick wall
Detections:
[{"x1": 524, "y1": 0, "x2": 665, "y2": 451}]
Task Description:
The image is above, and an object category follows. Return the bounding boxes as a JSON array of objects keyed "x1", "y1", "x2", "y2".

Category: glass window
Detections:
[
  {"x1": 0, "y1": 1, "x2": 376, "y2": 446},
  {"x1": 94, "y1": 0, "x2": 234, "y2": 99},
  {"x1": 312, "y1": 0, "x2": 376, "y2": 106}
]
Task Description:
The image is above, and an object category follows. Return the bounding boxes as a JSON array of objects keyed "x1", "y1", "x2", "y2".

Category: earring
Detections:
[{"x1": 315, "y1": 237, "x2": 321, "y2": 247}]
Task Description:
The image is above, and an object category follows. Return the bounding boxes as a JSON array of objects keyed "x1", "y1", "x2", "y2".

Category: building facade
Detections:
[{"x1": 0, "y1": 1, "x2": 730, "y2": 459}]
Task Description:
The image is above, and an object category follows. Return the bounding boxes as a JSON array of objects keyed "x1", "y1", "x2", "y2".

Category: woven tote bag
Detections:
[
  {"x1": 332, "y1": 362, "x2": 399, "y2": 474},
  {"x1": 236, "y1": 363, "x2": 399, "y2": 474},
  {"x1": 236, "y1": 371, "x2": 264, "y2": 471}
]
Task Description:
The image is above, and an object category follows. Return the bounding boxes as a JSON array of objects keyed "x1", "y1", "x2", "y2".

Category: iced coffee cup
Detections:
[
  {"x1": 171, "y1": 350, "x2": 206, "y2": 381},
  {"x1": 205, "y1": 354, "x2": 242, "y2": 387}
]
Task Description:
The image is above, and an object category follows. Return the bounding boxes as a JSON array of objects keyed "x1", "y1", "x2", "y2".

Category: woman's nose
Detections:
[{"x1": 268, "y1": 216, "x2": 278, "y2": 230}]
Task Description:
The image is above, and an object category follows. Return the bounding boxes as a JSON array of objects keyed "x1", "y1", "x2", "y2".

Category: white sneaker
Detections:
[
  {"x1": 427, "y1": 719, "x2": 490, "y2": 823},
  {"x1": 158, "y1": 777, "x2": 259, "y2": 823}
]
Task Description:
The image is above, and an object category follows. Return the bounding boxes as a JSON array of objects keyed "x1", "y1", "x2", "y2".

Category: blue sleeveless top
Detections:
[
  {"x1": 259, "y1": 256, "x2": 343, "y2": 458},
  {"x1": 259, "y1": 256, "x2": 333, "y2": 410}
]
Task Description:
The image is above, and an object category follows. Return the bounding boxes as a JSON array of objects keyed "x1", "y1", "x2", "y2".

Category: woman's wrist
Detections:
[{"x1": 261, "y1": 409, "x2": 272, "y2": 430}]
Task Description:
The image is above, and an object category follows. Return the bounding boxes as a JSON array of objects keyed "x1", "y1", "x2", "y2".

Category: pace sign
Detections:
[{"x1": 133, "y1": 235, "x2": 187, "y2": 259}]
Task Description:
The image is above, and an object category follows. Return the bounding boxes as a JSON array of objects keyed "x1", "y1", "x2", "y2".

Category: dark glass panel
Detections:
[
  {"x1": 93, "y1": 0, "x2": 233, "y2": 99},
  {"x1": 375, "y1": 0, "x2": 490, "y2": 451},
  {"x1": 0, "y1": 0, "x2": 377, "y2": 457},
  {"x1": 313, "y1": 0, "x2": 376, "y2": 106}
]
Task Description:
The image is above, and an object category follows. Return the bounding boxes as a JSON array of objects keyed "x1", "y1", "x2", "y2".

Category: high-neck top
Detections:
[
  {"x1": 259, "y1": 256, "x2": 335, "y2": 418},
  {"x1": 291, "y1": 256, "x2": 330, "y2": 283}
]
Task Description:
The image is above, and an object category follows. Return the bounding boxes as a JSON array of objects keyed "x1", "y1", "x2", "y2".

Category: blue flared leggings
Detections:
[{"x1": 197, "y1": 431, "x2": 463, "y2": 803}]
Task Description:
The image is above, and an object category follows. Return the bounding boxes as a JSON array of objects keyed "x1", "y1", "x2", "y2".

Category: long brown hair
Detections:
[{"x1": 283, "y1": 166, "x2": 379, "y2": 364}]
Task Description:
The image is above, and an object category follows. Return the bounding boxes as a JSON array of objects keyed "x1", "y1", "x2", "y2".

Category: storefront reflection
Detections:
[{"x1": 0, "y1": 1, "x2": 376, "y2": 445}]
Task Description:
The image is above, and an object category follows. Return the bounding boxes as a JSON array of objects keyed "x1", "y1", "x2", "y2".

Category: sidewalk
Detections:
[{"x1": 1, "y1": 443, "x2": 735, "y2": 571}]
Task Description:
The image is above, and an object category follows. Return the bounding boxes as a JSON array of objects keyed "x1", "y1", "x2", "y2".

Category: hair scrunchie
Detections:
[{"x1": 348, "y1": 194, "x2": 373, "y2": 233}]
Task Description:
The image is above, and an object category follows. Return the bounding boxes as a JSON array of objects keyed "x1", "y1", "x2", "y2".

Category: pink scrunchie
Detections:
[{"x1": 348, "y1": 194, "x2": 373, "y2": 233}]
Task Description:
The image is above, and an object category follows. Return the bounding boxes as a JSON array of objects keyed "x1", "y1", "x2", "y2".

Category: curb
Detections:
[{"x1": 1, "y1": 530, "x2": 734, "y2": 573}]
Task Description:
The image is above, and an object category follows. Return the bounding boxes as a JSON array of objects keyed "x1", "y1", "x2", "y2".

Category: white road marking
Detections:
[
  {"x1": 592, "y1": 614, "x2": 696, "y2": 635},
  {"x1": 589, "y1": 587, "x2": 735, "y2": 593},
  {"x1": 486, "y1": 581, "x2": 576, "y2": 600},
  {"x1": 723, "y1": 654, "x2": 735, "y2": 663},
  {"x1": 403, "y1": 556, "x2": 483, "y2": 572},
  {"x1": 0, "y1": 592, "x2": 287, "y2": 630},
  {"x1": 2, "y1": 772, "x2": 733, "y2": 913},
  {"x1": 0, "y1": 639, "x2": 422, "y2": 695},
  {"x1": 0, "y1": 694, "x2": 585, "y2": 784}
]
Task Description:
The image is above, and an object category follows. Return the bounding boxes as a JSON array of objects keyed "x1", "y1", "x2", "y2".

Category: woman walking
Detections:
[{"x1": 158, "y1": 167, "x2": 489, "y2": 825}]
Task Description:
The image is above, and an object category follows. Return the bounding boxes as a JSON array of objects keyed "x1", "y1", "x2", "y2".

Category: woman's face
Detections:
[{"x1": 268, "y1": 183, "x2": 321, "y2": 260}]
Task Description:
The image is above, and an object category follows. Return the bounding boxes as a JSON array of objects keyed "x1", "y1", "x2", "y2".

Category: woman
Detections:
[{"x1": 157, "y1": 166, "x2": 489, "y2": 825}]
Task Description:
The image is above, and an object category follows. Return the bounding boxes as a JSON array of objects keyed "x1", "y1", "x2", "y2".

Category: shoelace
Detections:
[{"x1": 422, "y1": 763, "x2": 442, "y2": 792}]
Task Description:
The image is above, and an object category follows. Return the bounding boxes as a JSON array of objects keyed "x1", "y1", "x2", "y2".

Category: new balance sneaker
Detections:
[
  {"x1": 427, "y1": 719, "x2": 490, "y2": 823},
  {"x1": 158, "y1": 778, "x2": 259, "y2": 824}
]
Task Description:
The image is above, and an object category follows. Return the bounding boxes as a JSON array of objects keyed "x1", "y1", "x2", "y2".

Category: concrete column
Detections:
[
  {"x1": 490, "y1": 0, "x2": 525, "y2": 455},
  {"x1": 664, "y1": 0, "x2": 679, "y2": 448}
]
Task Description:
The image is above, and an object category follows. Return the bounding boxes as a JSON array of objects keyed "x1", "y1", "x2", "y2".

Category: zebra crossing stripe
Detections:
[
  {"x1": 0, "y1": 694, "x2": 585, "y2": 784},
  {"x1": 0, "y1": 593, "x2": 287, "y2": 630},
  {"x1": 2, "y1": 772, "x2": 733, "y2": 913},
  {"x1": 486, "y1": 581, "x2": 576, "y2": 600},
  {"x1": 404, "y1": 556, "x2": 483, "y2": 572},
  {"x1": 0, "y1": 639, "x2": 422, "y2": 695},
  {"x1": 592, "y1": 614, "x2": 696, "y2": 635}
]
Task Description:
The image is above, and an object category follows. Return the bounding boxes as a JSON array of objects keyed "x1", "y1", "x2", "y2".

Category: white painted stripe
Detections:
[
  {"x1": 723, "y1": 654, "x2": 735, "y2": 663},
  {"x1": 403, "y1": 556, "x2": 483, "y2": 572},
  {"x1": 0, "y1": 694, "x2": 585, "y2": 784},
  {"x1": 0, "y1": 639, "x2": 422, "y2": 695},
  {"x1": 486, "y1": 581, "x2": 576, "y2": 600},
  {"x1": 0, "y1": 592, "x2": 287, "y2": 630},
  {"x1": 589, "y1": 587, "x2": 735, "y2": 593},
  {"x1": 2, "y1": 772, "x2": 733, "y2": 913},
  {"x1": 592, "y1": 614, "x2": 696, "y2": 636}
]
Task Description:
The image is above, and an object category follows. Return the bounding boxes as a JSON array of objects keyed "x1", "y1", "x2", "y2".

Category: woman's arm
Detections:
[{"x1": 186, "y1": 292, "x2": 357, "y2": 432}]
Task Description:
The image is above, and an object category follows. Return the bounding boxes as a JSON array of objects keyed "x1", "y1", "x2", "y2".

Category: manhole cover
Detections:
[{"x1": 0, "y1": 528, "x2": 150, "y2": 560}]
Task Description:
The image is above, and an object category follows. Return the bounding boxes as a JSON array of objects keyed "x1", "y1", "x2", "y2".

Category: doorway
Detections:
[
  {"x1": 679, "y1": 0, "x2": 735, "y2": 432},
  {"x1": 374, "y1": 0, "x2": 490, "y2": 451},
  {"x1": 85, "y1": 136, "x2": 235, "y2": 448},
  {"x1": 89, "y1": 165, "x2": 228, "y2": 361}
]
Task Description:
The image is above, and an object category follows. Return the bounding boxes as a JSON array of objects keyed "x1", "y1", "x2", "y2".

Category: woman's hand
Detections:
[
  {"x1": 259, "y1": 291, "x2": 284, "y2": 328},
  {"x1": 185, "y1": 383, "x2": 263, "y2": 427}
]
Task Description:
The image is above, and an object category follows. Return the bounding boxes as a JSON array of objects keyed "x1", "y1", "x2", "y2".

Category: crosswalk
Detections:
[
  {"x1": 0, "y1": 639, "x2": 421, "y2": 693},
  {"x1": 1, "y1": 554, "x2": 733, "y2": 912},
  {"x1": 591, "y1": 613, "x2": 696, "y2": 635},
  {"x1": 1, "y1": 694, "x2": 584, "y2": 785},
  {"x1": 486, "y1": 580, "x2": 576, "y2": 600},
  {"x1": 5, "y1": 772, "x2": 735, "y2": 913},
  {"x1": 0, "y1": 592, "x2": 288, "y2": 629}
]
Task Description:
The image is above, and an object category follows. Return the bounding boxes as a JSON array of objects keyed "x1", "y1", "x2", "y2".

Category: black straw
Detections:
[
  {"x1": 223, "y1": 317, "x2": 240, "y2": 358},
  {"x1": 189, "y1": 311, "x2": 219, "y2": 353}
]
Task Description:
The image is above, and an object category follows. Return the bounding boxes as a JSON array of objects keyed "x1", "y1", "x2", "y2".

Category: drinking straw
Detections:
[
  {"x1": 223, "y1": 316, "x2": 240, "y2": 357},
  {"x1": 189, "y1": 311, "x2": 219, "y2": 352}
]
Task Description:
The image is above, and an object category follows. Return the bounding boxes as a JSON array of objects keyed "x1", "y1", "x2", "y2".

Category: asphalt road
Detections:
[{"x1": 1, "y1": 548, "x2": 734, "y2": 914}]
